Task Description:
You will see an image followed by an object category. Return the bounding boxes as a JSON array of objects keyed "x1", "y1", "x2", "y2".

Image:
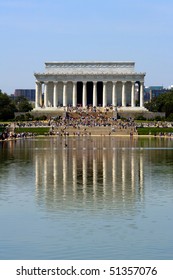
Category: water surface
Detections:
[{"x1": 0, "y1": 136, "x2": 173, "y2": 259}]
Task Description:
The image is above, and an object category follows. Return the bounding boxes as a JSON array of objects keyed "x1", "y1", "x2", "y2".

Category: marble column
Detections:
[
  {"x1": 53, "y1": 82, "x2": 58, "y2": 107},
  {"x1": 122, "y1": 81, "x2": 126, "y2": 106},
  {"x1": 44, "y1": 82, "x2": 48, "y2": 107},
  {"x1": 39, "y1": 83, "x2": 42, "y2": 107},
  {"x1": 63, "y1": 82, "x2": 67, "y2": 107},
  {"x1": 93, "y1": 81, "x2": 97, "y2": 107},
  {"x1": 82, "y1": 82, "x2": 87, "y2": 107},
  {"x1": 140, "y1": 82, "x2": 144, "y2": 107},
  {"x1": 131, "y1": 81, "x2": 135, "y2": 107},
  {"x1": 35, "y1": 81, "x2": 41, "y2": 108},
  {"x1": 72, "y1": 82, "x2": 77, "y2": 107},
  {"x1": 103, "y1": 82, "x2": 107, "y2": 107},
  {"x1": 112, "y1": 81, "x2": 117, "y2": 107}
]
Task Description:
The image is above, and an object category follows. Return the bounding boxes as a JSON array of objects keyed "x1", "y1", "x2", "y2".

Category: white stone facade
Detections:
[{"x1": 34, "y1": 61, "x2": 146, "y2": 110}]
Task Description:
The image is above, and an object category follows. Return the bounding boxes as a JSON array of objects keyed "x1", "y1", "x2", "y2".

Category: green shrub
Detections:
[{"x1": 135, "y1": 115, "x2": 146, "y2": 120}]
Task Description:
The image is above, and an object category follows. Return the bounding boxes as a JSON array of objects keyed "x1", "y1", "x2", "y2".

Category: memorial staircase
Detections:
[{"x1": 52, "y1": 111, "x2": 136, "y2": 136}]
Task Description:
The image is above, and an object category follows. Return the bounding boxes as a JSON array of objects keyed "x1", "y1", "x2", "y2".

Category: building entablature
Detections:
[{"x1": 35, "y1": 73, "x2": 145, "y2": 83}]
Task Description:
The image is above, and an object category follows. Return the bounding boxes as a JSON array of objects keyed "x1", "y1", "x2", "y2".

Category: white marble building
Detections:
[{"x1": 34, "y1": 61, "x2": 146, "y2": 110}]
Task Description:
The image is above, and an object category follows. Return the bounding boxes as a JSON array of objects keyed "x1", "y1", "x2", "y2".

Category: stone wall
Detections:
[{"x1": 118, "y1": 111, "x2": 165, "y2": 120}]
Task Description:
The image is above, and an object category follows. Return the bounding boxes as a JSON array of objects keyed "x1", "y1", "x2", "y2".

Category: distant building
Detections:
[
  {"x1": 14, "y1": 89, "x2": 35, "y2": 102},
  {"x1": 144, "y1": 86, "x2": 168, "y2": 101}
]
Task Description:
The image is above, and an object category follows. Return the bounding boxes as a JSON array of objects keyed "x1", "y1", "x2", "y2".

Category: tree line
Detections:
[
  {"x1": 0, "y1": 89, "x2": 173, "y2": 121},
  {"x1": 144, "y1": 90, "x2": 173, "y2": 120},
  {"x1": 0, "y1": 90, "x2": 32, "y2": 120}
]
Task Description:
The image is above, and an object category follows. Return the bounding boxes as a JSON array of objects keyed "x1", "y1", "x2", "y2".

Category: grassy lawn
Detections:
[
  {"x1": 1, "y1": 121, "x2": 173, "y2": 136},
  {"x1": 15, "y1": 126, "x2": 173, "y2": 136},
  {"x1": 137, "y1": 127, "x2": 173, "y2": 135},
  {"x1": 14, "y1": 127, "x2": 50, "y2": 135}
]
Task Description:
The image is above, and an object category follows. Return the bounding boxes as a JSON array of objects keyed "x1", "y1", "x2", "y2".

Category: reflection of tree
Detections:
[
  {"x1": 0, "y1": 140, "x2": 33, "y2": 194},
  {"x1": 145, "y1": 148, "x2": 173, "y2": 174},
  {"x1": 0, "y1": 141, "x2": 16, "y2": 167}
]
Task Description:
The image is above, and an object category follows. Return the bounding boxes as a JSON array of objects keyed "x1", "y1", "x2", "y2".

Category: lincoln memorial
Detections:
[{"x1": 34, "y1": 61, "x2": 146, "y2": 111}]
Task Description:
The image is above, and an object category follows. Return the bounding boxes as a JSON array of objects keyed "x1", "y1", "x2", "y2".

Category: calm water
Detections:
[{"x1": 0, "y1": 136, "x2": 173, "y2": 260}]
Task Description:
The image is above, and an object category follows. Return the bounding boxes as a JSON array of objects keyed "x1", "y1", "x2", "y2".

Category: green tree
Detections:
[
  {"x1": 145, "y1": 91, "x2": 173, "y2": 118},
  {"x1": 0, "y1": 90, "x2": 17, "y2": 120},
  {"x1": 14, "y1": 96, "x2": 33, "y2": 112}
]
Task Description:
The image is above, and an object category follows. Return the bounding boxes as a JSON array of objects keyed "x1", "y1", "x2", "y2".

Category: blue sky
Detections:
[{"x1": 1, "y1": 0, "x2": 173, "y2": 94}]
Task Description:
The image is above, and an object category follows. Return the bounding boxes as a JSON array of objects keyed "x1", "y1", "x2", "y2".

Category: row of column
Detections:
[{"x1": 35, "y1": 80, "x2": 144, "y2": 108}]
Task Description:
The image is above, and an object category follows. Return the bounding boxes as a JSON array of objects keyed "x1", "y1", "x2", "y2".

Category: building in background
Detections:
[
  {"x1": 144, "y1": 86, "x2": 168, "y2": 102},
  {"x1": 14, "y1": 89, "x2": 36, "y2": 102}
]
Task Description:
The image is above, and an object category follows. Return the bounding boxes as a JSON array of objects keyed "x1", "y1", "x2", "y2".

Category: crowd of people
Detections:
[
  {"x1": 0, "y1": 109, "x2": 173, "y2": 140},
  {"x1": 0, "y1": 131, "x2": 35, "y2": 141}
]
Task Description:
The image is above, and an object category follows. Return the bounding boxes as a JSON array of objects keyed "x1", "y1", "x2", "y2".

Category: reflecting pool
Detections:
[{"x1": 0, "y1": 136, "x2": 173, "y2": 259}]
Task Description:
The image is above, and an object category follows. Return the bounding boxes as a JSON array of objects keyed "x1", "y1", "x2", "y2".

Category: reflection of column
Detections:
[
  {"x1": 103, "y1": 151, "x2": 107, "y2": 196},
  {"x1": 72, "y1": 152, "x2": 77, "y2": 198},
  {"x1": 44, "y1": 155, "x2": 48, "y2": 188},
  {"x1": 103, "y1": 82, "x2": 107, "y2": 107},
  {"x1": 93, "y1": 81, "x2": 97, "y2": 107},
  {"x1": 121, "y1": 152, "x2": 125, "y2": 198},
  {"x1": 112, "y1": 150, "x2": 116, "y2": 197},
  {"x1": 44, "y1": 82, "x2": 48, "y2": 107},
  {"x1": 35, "y1": 154, "x2": 39, "y2": 190},
  {"x1": 53, "y1": 82, "x2": 58, "y2": 107},
  {"x1": 93, "y1": 152, "x2": 97, "y2": 197},
  {"x1": 62, "y1": 148, "x2": 67, "y2": 196},
  {"x1": 140, "y1": 82, "x2": 144, "y2": 107},
  {"x1": 63, "y1": 82, "x2": 67, "y2": 107},
  {"x1": 72, "y1": 82, "x2": 77, "y2": 107},
  {"x1": 53, "y1": 153, "x2": 58, "y2": 190},
  {"x1": 131, "y1": 81, "x2": 135, "y2": 107},
  {"x1": 122, "y1": 81, "x2": 126, "y2": 106},
  {"x1": 131, "y1": 152, "x2": 135, "y2": 192},
  {"x1": 112, "y1": 81, "x2": 117, "y2": 106},
  {"x1": 82, "y1": 153, "x2": 87, "y2": 197},
  {"x1": 139, "y1": 152, "x2": 144, "y2": 198},
  {"x1": 82, "y1": 82, "x2": 87, "y2": 107}
]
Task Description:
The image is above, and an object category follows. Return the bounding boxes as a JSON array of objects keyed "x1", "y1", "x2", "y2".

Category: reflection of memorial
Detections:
[{"x1": 35, "y1": 138, "x2": 144, "y2": 210}]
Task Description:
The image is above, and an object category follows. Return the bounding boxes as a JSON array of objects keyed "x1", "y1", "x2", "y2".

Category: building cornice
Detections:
[
  {"x1": 34, "y1": 72, "x2": 146, "y2": 82},
  {"x1": 45, "y1": 61, "x2": 135, "y2": 65}
]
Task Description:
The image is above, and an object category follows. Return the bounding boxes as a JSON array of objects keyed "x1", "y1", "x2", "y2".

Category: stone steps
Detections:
[{"x1": 53, "y1": 126, "x2": 135, "y2": 136}]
